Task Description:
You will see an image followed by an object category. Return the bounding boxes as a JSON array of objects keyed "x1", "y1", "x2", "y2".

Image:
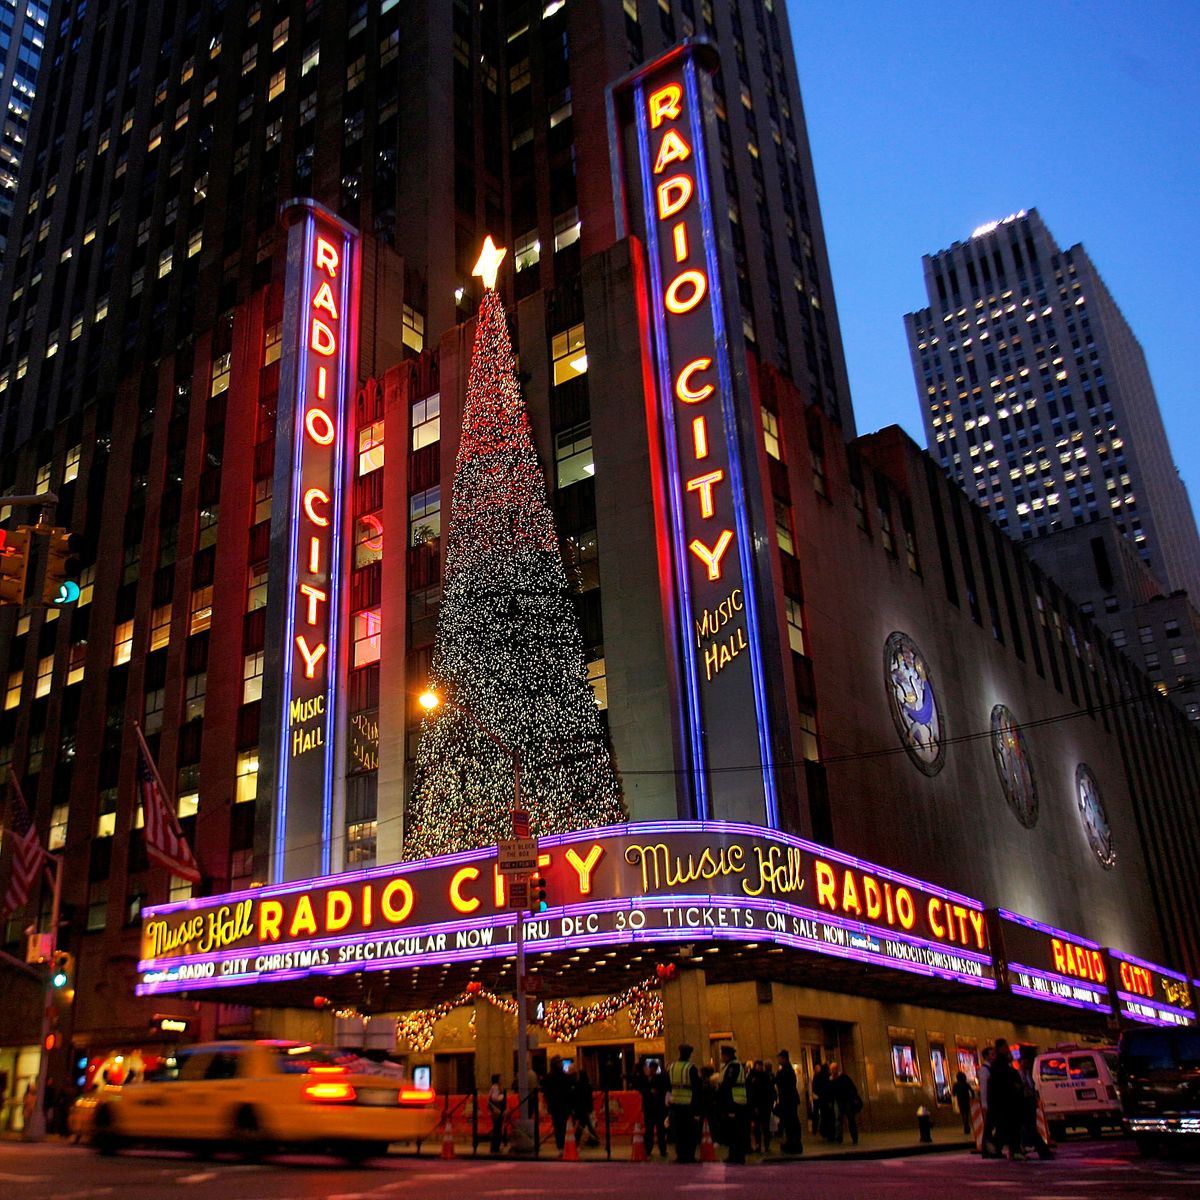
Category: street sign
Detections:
[
  {"x1": 497, "y1": 837, "x2": 538, "y2": 875},
  {"x1": 508, "y1": 880, "x2": 529, "y2": 909},
  {"x1": 512, "y1": 809, "x2": 530, "y2": 838}
]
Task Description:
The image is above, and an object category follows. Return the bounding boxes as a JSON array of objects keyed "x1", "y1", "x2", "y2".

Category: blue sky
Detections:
[{"x1": 787, "y1": 2, "x2": 1200, "y2": 518}]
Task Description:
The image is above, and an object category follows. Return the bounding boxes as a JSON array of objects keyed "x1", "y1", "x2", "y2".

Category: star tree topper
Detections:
[{"x1": 472, "y1": 235, "x2": 507, "y2": 292}]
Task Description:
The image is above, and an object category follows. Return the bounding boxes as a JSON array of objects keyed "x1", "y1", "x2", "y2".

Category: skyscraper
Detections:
[
  {"x1": 905, "y1": 207, "x2": 1200, "y2": 603},
  {"x1": 0, "y1": 0, "x2": 49, "y2": 266}
]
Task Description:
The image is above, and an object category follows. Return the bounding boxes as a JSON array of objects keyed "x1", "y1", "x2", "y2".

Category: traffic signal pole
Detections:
[{"x1": 25, "y1": 850, "x2": 63, "y2": 1142}]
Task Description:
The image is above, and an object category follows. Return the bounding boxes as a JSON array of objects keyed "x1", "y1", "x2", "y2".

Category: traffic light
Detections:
[
  {"x1": 530, "y1": 871, "x2": 548, "y2": 913},
  {"x1": 0, "y1": 526, "x2": 32, "y2": 606},
  {"x1": 50, "y1": 950, "x2": 73, "y2": 991},
  {"x1": 41, "y1": 527, "x2": 84, "y2": 605}
]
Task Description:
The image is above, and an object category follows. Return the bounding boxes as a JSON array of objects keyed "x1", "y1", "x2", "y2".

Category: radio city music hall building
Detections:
[{"x1": 1, "y1": 3, "x2": 1198, "y2": 1132}]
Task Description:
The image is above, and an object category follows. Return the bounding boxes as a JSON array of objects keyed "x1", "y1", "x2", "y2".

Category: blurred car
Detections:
[
  {"x1": 1118, "y1": 1026, "x2": 1200, "y2": 1154},
  {"x1": 87, "y1": 1040, "x2": 440, "y2": 1163}
]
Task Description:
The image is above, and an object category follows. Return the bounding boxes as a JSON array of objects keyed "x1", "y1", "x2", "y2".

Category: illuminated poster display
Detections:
[
  {"x1": 993, "y1": 909, "x2": 1112, "y2": 1015},
  {"x1": 1105, "y1": 949, "x2": 1196, "y2": 1027},
  {"x1": 608, "y1": 44, "x2": 779, "y2": 826},
  {"x1": 258, "y1": 200, "x2": 360, "y2": 882},
  {"x1": 136, "y1": 821, "x2": 995, "y2": 995}
]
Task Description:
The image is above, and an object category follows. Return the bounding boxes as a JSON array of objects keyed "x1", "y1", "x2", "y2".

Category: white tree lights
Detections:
[{"x1": 403, "y1": 254, "x2": 624, "y2": 859}]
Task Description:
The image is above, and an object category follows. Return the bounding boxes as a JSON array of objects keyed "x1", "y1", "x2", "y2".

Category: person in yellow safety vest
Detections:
[
  {"x1": 668, "y1": 1043, "x2": 701, "y2": 1163},
  {"x1": 718, "y1": 1045, "x2": 750, "y2": 1164}
]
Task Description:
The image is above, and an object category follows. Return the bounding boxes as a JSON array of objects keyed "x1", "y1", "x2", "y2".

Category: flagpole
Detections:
[{"x1": 24, "y1": 847, "x2": 61, "y2": 1143}]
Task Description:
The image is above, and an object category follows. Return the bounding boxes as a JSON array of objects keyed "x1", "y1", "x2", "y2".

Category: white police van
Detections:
[{"x1": 1033, "y1": 1045, "x2": 1121, "y2": 1138}]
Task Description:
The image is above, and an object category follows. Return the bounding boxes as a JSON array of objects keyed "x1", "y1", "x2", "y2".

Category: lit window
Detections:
[
  {"x1": 254, "y1": 478, "x2": 272, "y2": 524},
  {"x1": 346, "y1": 55, "x2": 366, "y2": 88},
  {"x1": 242, "y1": 44, "x2": 258, "y2": 74},
  {"x1": 355, "y1": 512, "x2": 384, "y2": 567},
  {"x1": 401, "y1": 489, "x2": 439, "y2": 551},
  {"x1": 555, "y1": 422, "x2": 594, "y2": 487},
  {"x1": 243, "y1": 651, "x2": 264, "y2": 704},
  {"x1": 352, "y1": 607, "x2": 381, "y2": 667},
  {"x1": 553, "y1": 207, "x2": 581, "y2": 252},
  {"x1": 263, "y1": 321, "x2": 282, "y2": 365},
  {"x1": 67, "y1": 642, "x2": 87, "y2": 687},
  {"x1": 236, "y1": 750, "x2": 259, "y2": 803},
  {"x1": 587, "y1": 657, "x2": 607, "y2": 710},
  {"x1": 149, "y1": 604, "x2": 172, "y2": 652},
  {"x1": 268, "y1": 68, "x2": 286, "y2": 101},
  {"x1": 785, "y1": 596, "x2": 806, "y2": 656},
  {"x1": 77, "y1": 565, "x2": 95, "y2": 607},
  {"x1": 198, "y1": 504, "x2": 219, "y2": 549},
  {"x1": 210, "y1": 352, "x2": 231, "y2": 396},
  {"x1": 401, "y1": 305, "x2": 424, "y2": 352},
  {"x1": 412, "y1": 393, "x2": 440, "y2": 449},
  {"x1": 190, "y1": 586, "x2": 213, "y2": 635},
  {"x1": 775, "y1": 498, "x2": 795, "y2": 556},
  {"x1": 247, "y1": 565, "x2": 269, "y2": 611},
  {"x1": 187, "y1": 228, "x2": 203, "y2": 258},
  {"x1": 4, "y1": 670, "x2": 22, "y2": 710},
  {"x1": 514, "y1": 229, "x2": 540, "y2": 273},
  {"x1": 358, "y1": 420, "x2": 385, "y2": 475},
  {"x1": 113, "y1": 620, "x2": 134, "y2": 666},
  {"x1": 761, "y1": 408, "x2": 782, "y2": 460},
  {"x1": 301, "y1": 43, "x2": 320, "y2": 76},
  {"x1": 64, "y1": 444, "x2": 81, "y2": 483},
  {"x1": 48, "y1": 804, "x2": 68, "y2": 852},
  {"x1": 35, "y1": 462, "x2": 52, "y2": 494},
  {"x1": 552, "y1": 323, "x2": 587, "y2": 385}
]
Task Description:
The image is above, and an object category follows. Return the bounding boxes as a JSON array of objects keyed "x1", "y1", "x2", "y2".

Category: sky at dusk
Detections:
[{"x1": 787, "y1": 2, "x2": 1200, "y2": 520}]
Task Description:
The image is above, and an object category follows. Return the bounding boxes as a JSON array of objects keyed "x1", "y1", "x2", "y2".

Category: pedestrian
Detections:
[
  {"x1": 696, "y1": 1064, "x2": 718, "y2": 1143},
  {"x1": 21, "y1": 1082, "x2": 36, "y2": 1132},
  {"x1": 1017, "y1": 1059, "x2": 1053, "y2": 1159},
  {"x1": 487, "y1": 1073, "x2": 506, "y2": 1154},
  {"x1": 717, "y1": 1045, "x2": 750, "y2": 1164},
  {"x1": 747, "y1": 1060, "x2": 771, "y2": 1153},
  {"x1": 828, "y1": 1062, "x2": 862, "y2": 1145},
  {"x1": 667, "y1": 1042, "x2": 701, "y2": 1163},
  {"x1": 638, "y1": 1058, "x2": 669, "y2": 1158},
  {"x1": 952, "y1": 1070, "x2": 973, "y2": 1135},
  {"x1": 979, "y1": 1045, "x2": 997, "y2": 1156},
  {"x1": 542, "y1": 1056, "x2": 573, "y2": 1152},
  {"x1": 986, "y1": 1044, "x2": 1025, "y2": 1161},
  {"x1": 811, "y1": 1060, "x2": 832, "y2": 1139},
  {"x1": 573, "y1": 1067, "x2": 600, "y2": 1146},
  {"x1": 774, "y1": 1049, "x2": 804, "y2": 1154}
]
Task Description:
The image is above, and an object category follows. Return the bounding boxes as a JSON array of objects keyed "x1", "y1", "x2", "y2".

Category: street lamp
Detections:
[{"x1": 418, "y1": 688, "x2": 533, "y2": 1149}]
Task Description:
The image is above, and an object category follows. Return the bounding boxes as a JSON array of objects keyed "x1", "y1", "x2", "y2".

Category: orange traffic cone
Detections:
[
  {"x1": 1036, "y1": 1098, "x2": 1055, "y2": 1148},
  {"x1": 699, "y1": 1118, "x2": 717, "y2": 1162},
  {"x1": 440, "y1": 1118, "x2": 455, "y2": 1159},
  {"x1": 563, "y1": 1118, "x2": 579, "y2": 1160},
  {"x1": 630, "y1": 1120, "x2": 647, "y2": 1162},
  {"x1": 970, "y1": 1098, "x2": 984, "y2": 1153}
]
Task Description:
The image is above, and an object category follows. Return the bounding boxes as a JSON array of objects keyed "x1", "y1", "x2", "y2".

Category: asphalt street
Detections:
[{"x1": 1, "y1": 1138, "x2": 1197, "y2": 1199}]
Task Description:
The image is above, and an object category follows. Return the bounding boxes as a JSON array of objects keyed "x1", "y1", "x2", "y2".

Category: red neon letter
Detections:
[
  {"x1": 653, "y1": 128, "x2": 692, "y2": 174},
  {"x1": 686, "y1": 469, "x2": 725, "y2": 518},
  {"x1": 295, "y1": 634, "x2": 327, "y2": 678},
  {"x1": 310, "y1": 318, "x2": 337, "y2": 356},
  {"x1": 664, "y1": 268, "x2": 707, "y2": 314},
  {"x1": 647, "y1": 82, "x2": 682, "y2": 128},
  {"x1": 312, "y1": 279, "x2": 339, "y2": 319},
  {"x1": 299, "y1": 582, "x2": 327, "y2": 625},
  {"x1": 675, "y1": 357, "x2": 714, "y2": 403},
  {"x1": 303, "y1": 487, "x2": 331, "y2": 526},
  {"x1": 314, "y1": 236, "x2": 340, "y2": 277},
  {"x1": 305, "y1": 407, "x2": 336, "y2": 445},
  {"x1": 656, "y1": 174, "x2": 693, "y2": 220},
  {"x1": 688, "y1": 529, "x2": 734, "y2": 580}
]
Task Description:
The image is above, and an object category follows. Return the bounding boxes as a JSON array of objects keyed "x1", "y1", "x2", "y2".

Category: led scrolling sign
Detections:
[
  {"x1": 265, "y1": 201, "x2": 360, "y2": 882},
  {"x1": 612, "y1": 45, "x2": 778, "y2": 825},
  {"x1": 136, "y1": 822, "x2": 995, "y2": 995}
]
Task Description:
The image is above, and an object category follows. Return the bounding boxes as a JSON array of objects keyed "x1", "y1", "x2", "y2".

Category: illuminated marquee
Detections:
[
  {"x1": 1105, "y1": 948, "x2": 1196, "y2": 1027},
  {"x1": 610, "y1": 44, "x2": 779, "y2": 825},
  {"x1": 260, "y1": 200, "x2": 360, "y2": 882},
  {"x1": 994, "y1": 909, "x2": 1112, "y2": 1015},
  {"x1": 136, "y1": 821, "x2": 995, "y2": 995}
]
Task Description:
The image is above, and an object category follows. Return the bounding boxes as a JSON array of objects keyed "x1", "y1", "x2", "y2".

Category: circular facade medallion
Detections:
[
  {"x1": 990, "y1": 704, "x2": 1038, "y2": 828},
  {"x1": 1075, "y1": 762, "x2": 1116, "y2": 869},
  {"x1": 883, "y1": 632, "x2": 945, "y2": 776}
]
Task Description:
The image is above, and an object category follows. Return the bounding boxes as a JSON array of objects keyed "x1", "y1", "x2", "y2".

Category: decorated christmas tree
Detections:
[{"x1": 403, "y1": 240, "x2": 625, "y2": 858}]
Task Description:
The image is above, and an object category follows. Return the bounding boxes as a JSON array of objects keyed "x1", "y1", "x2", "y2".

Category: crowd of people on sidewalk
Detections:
[{"x1": 976, "y1": 1037, "x2": 1054, "y2": 1162}]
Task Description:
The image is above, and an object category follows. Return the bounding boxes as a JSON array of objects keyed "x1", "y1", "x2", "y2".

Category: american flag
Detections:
[
  {"x1": 2, "y1": 768, "x2": 45, "y2": 916},
  {"x1": 135, "y1": 724, "x2": 201, "y2": 884}
]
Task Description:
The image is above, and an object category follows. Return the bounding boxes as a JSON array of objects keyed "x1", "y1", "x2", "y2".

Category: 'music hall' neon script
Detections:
[{"x1": 275, "y1": 204, "x2": 358, "y2": 880}]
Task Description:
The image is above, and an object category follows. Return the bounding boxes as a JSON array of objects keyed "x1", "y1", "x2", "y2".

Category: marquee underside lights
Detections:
[
  {"x1": 609, "y1": 43, "x2": 778, "y2": 826},
  {"x1": 260, "y1": 200, "x2": 361, "y2": 882}
]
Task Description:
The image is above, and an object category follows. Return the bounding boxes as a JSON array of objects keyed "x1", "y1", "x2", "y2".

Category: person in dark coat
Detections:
[
  {"x1": 811, "y1": 1061, "x2": 833, "y2": 1139},
  {"x1": 828, "y1": 1062, "x2": 862, "y2": 1145},
  {"x1": 747, "y1": 1060, "x2": 773, "y2": 1153},
  {"x1": 774, "y1": 1049, "x2": 804, "y2": 1154},
  {"x1": 985, "y1": 1045, "x2": 1025, "y2": 1160},
  {"x1": 542, "y1": 1056, "x2": 573, "y2": 1152},
  {"x1": 952, "y1": 1070, "x2": 973, "y2": 1135},
  {"x1": 638, "y1": 1058, "x2": 669, "y2": 1158},
  {"x1": 572, "y1": 1067, "x2": 599, "y2": 1146}
]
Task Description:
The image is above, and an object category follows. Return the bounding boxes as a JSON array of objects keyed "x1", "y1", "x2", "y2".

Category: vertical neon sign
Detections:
[
  {"x1": 260, "y1": 200, "x2": 360, "y2": 883},
  {"x1": 609, "y1": 44, "x2": 779, "y2": 827}
]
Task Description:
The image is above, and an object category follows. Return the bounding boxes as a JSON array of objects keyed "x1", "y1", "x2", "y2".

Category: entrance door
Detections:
[{"x1": 579, "y1": 1043, "x2": 634, "y2": 1092}]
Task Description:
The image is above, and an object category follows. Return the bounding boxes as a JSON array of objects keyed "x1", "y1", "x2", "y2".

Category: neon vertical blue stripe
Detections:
[
  {"x1": 634, "y1": 78, "x2": 710, "y2": 819},
  {"x1": 685, "y1": 58, "x2": 778, "y2": 828}
]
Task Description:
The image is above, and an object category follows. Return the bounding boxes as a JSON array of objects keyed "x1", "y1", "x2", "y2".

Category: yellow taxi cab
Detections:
[{"x1": 88, "y1": 1040, "x2": 440, "y2": 1163}]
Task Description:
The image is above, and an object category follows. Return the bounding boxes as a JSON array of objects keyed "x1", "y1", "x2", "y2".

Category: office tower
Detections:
[
  {"x1": 905, "y1": 207, "x2": 1200, "y2": 603},
  {"x1": 0, "y1": 1, "x2": 49, "y2": 265}
]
